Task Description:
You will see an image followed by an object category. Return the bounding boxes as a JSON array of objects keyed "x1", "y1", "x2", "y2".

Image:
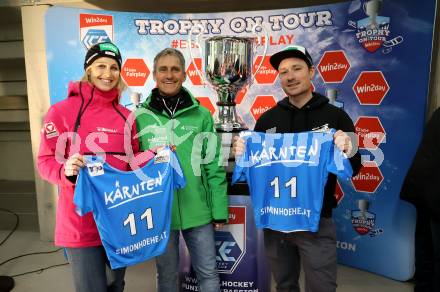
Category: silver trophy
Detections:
[
  {"x1": 326, "y1": 88, "x2": 338, "y2": 104},
  {"x1": 189, "y1": 24, "x2": 268, "y2": 132},
  {"x1": 363, "y1": 0, "x2": 382, "y2": 29},
  {"x1": 358, "y1": 199, "x2": 370, "y2": 220},
  {"x1": 130, "y1": 91, "x2": 141, "y2": 108}
]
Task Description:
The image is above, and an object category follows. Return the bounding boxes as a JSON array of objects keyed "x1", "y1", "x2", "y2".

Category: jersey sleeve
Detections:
[
  {"x1": 73, "y1": 163, "x2": 94, "y2": 216},
  {"x1": 232, "y1": 132, "x2": 253, "y2": 184},
  {"x1": 170, "y1": 151, "x2": 186, "y2": 189},
  {"x1": 232, "y1": 152, "x2": 248, "y2": 184},
  {"x1": 326, "y1": 142, "x2": 353, "y2": 180}
]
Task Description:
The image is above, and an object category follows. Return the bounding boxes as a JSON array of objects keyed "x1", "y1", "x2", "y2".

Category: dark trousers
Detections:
[
  {"x1": 264, "y1": 217, "x2": 337, "y2": 292},
  {"x1": 414, "y1": 212, "x2": 440, "y2": 292}
]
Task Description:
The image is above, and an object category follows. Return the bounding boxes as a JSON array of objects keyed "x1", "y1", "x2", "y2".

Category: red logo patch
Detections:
[{"x1": 44, "y1": 122, "x2": 59, "y2": 138}]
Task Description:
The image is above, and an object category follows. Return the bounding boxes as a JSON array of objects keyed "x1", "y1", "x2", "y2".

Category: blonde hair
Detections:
[{"x1": 81, "y1": 65, "x2": 128, "y2": 94}]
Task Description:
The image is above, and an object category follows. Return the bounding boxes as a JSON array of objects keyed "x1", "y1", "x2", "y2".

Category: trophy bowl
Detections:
[{"x1": 189, "y1": 24, "x2": 267, "y2": 132}]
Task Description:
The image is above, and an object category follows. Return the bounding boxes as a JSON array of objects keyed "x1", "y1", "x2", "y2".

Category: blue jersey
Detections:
[
  {"x1": 232, "y1": 130, "x2": 352, "y2": 232},
  {"x1": 74, "y1": 148, "x2": 185, "y2": 269}
]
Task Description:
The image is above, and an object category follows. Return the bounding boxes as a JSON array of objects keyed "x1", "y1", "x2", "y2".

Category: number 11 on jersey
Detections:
[
  {"x1": 123, "y1": 208, "x2": 154, "y2": 236},
  {"x1": 270, "y1": 176, "x2": 297, "y2": 198}
]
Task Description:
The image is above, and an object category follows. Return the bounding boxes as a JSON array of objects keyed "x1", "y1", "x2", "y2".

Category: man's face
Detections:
[
  {"x1": 278, "y1": 57, "x2": 314, "y2": 99},
  {"x1": 153, "y1": 55, "x2": 186, "y2": 97}
]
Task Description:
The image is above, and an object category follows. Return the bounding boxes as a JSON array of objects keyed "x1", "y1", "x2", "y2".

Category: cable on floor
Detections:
[
  {"x1": 10, "y1": 263, "x2": 69, "y2": 278},
  {"x1": 0, "y1": 208, "x2": 19, "y2": 246},
  {"x1": 0, "y1": 208, "x2": 69, "y2": 279}
]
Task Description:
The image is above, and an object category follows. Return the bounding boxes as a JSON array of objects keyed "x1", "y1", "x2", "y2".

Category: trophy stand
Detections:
[
  {"x1": 188, "y1": 24, "x2": 268, "y2": 196},
  {"x1": 214, "y1": 87, "x2": 247, "y2": 133},
  {"x1": 216, "y1": 104, "x2": 244, "y2": 133},
  {"x1": 213, "y1": 87, "x2": 247, "y2": 194}
]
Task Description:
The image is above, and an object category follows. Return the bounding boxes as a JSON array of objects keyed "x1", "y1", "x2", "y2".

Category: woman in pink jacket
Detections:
[{"x1": 37, "y1": 42, "x2": 154, "y2": 292}]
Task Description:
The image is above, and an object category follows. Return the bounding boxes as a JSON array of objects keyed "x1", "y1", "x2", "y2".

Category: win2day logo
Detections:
[{"x1": 79, "y1": 13, "x2": 114, "y2": 50}]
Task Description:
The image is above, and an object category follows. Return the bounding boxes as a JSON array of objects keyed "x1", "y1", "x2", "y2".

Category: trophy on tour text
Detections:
[{"x1": 189, "y1": 24, "x2": 268, "y2": 132}]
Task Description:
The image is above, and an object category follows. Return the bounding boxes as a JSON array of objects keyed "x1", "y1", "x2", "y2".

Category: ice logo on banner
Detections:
[
  {"x1": 347, "y1": 0, "x2": 403, "y2": 54},
  {"x1": 215, "y1": 206, "x2": 246, "y2": 274},
  {"x1": 79, "y1": 13, "x2": 114, "y2": 49},
  {"x1": 215, "y1": 231, "x2": 242, "y2": 272},
  {"x1": 351, "y1": 199, "x2": 376, "y2": 235},
  {"x1": 82, "y1": 29, "x2": 111, "y2": 49}
]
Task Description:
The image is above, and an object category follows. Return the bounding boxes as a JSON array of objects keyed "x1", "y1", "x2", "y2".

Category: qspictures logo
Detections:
[
  {"x1": 349, "y1": 0, "x2": 403, "y2": 54},
  {"x1": 79, "y1": 13, "x2": 114, "y2": 49}
]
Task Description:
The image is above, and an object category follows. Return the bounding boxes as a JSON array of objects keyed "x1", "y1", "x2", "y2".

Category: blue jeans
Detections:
[
  {"x1": 65, "y1": 246, "x2": 126, "y2": 292},
  {"x1": 156, "y1": 223, "x2": 220, "y2": 292}
]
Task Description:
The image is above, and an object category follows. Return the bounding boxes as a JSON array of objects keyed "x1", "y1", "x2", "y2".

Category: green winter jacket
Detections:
[{"x1": 135, "y1": 87, "x2": 228, "y2": 230}]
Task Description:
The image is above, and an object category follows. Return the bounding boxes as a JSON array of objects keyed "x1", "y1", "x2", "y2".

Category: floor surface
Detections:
[{"x1": 0, "y1": 231, "x2": 413, "y2": 292}]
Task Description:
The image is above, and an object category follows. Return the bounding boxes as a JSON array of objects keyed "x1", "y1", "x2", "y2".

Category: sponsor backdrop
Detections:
[{"x1": 45, "y1": 0, "x2": 436, "y2": 282}]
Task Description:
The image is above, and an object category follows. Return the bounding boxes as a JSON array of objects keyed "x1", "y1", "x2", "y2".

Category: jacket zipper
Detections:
[
  {"x1": 169, "y1": 112, "x2": 183, "y2": 228},
  {"x1": 145, "y1": 98, "x2": 198, "y2": 229}
]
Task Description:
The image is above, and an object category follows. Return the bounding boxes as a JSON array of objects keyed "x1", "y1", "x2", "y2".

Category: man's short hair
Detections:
[{"x1": 153, "y1": 48, "x2": 186, "y2": 74}]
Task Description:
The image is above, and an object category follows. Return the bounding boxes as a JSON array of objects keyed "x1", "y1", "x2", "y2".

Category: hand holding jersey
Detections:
[
  {"x1": 233, "y1": 129, "x2": 355, "y2": 157},
  {"x1": 333, "y1": 129, "x2": 354, "y2": 155},
  {"x1": 232, "y1": 130, "x2": 352, "y2": 232},
  {"x1": 65, "y1": 145, "x2": 175, "y2": 179},
  {"x1": 73, "y1": 147, "x2": 186, "y2": 269},
  {"x1": 64, "y1": 153, "x2": 85, "y2": 177},
  {"x1": 232, "y1": 135, "x2": 246, "y2": 157}
]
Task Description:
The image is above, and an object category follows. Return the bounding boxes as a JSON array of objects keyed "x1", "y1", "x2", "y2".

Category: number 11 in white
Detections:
[
  {"x1": 123, "y1": 208, "x2": 154, "y2": 236},
  {"x1": 270, "y1": 176, "x2": 297, "y2": 198}
]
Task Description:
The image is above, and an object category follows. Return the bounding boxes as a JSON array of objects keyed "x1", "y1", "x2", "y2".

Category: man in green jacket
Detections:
[{"x1": 135, "y1": 48, "x2": 228, "y2": 292}]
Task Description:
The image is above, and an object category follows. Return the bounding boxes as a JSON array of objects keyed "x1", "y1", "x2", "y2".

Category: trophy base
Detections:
[
  {"x1": 215, "y1": 122, "x2": 247, "y2": 133},
  {"x1": 215, "y1": 104, "x2": 247, "y2": 133}
]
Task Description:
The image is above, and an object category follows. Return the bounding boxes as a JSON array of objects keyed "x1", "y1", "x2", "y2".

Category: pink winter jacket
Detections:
[{"x1": 37, "y1": 81, "x2": 154, "y2": 247}]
